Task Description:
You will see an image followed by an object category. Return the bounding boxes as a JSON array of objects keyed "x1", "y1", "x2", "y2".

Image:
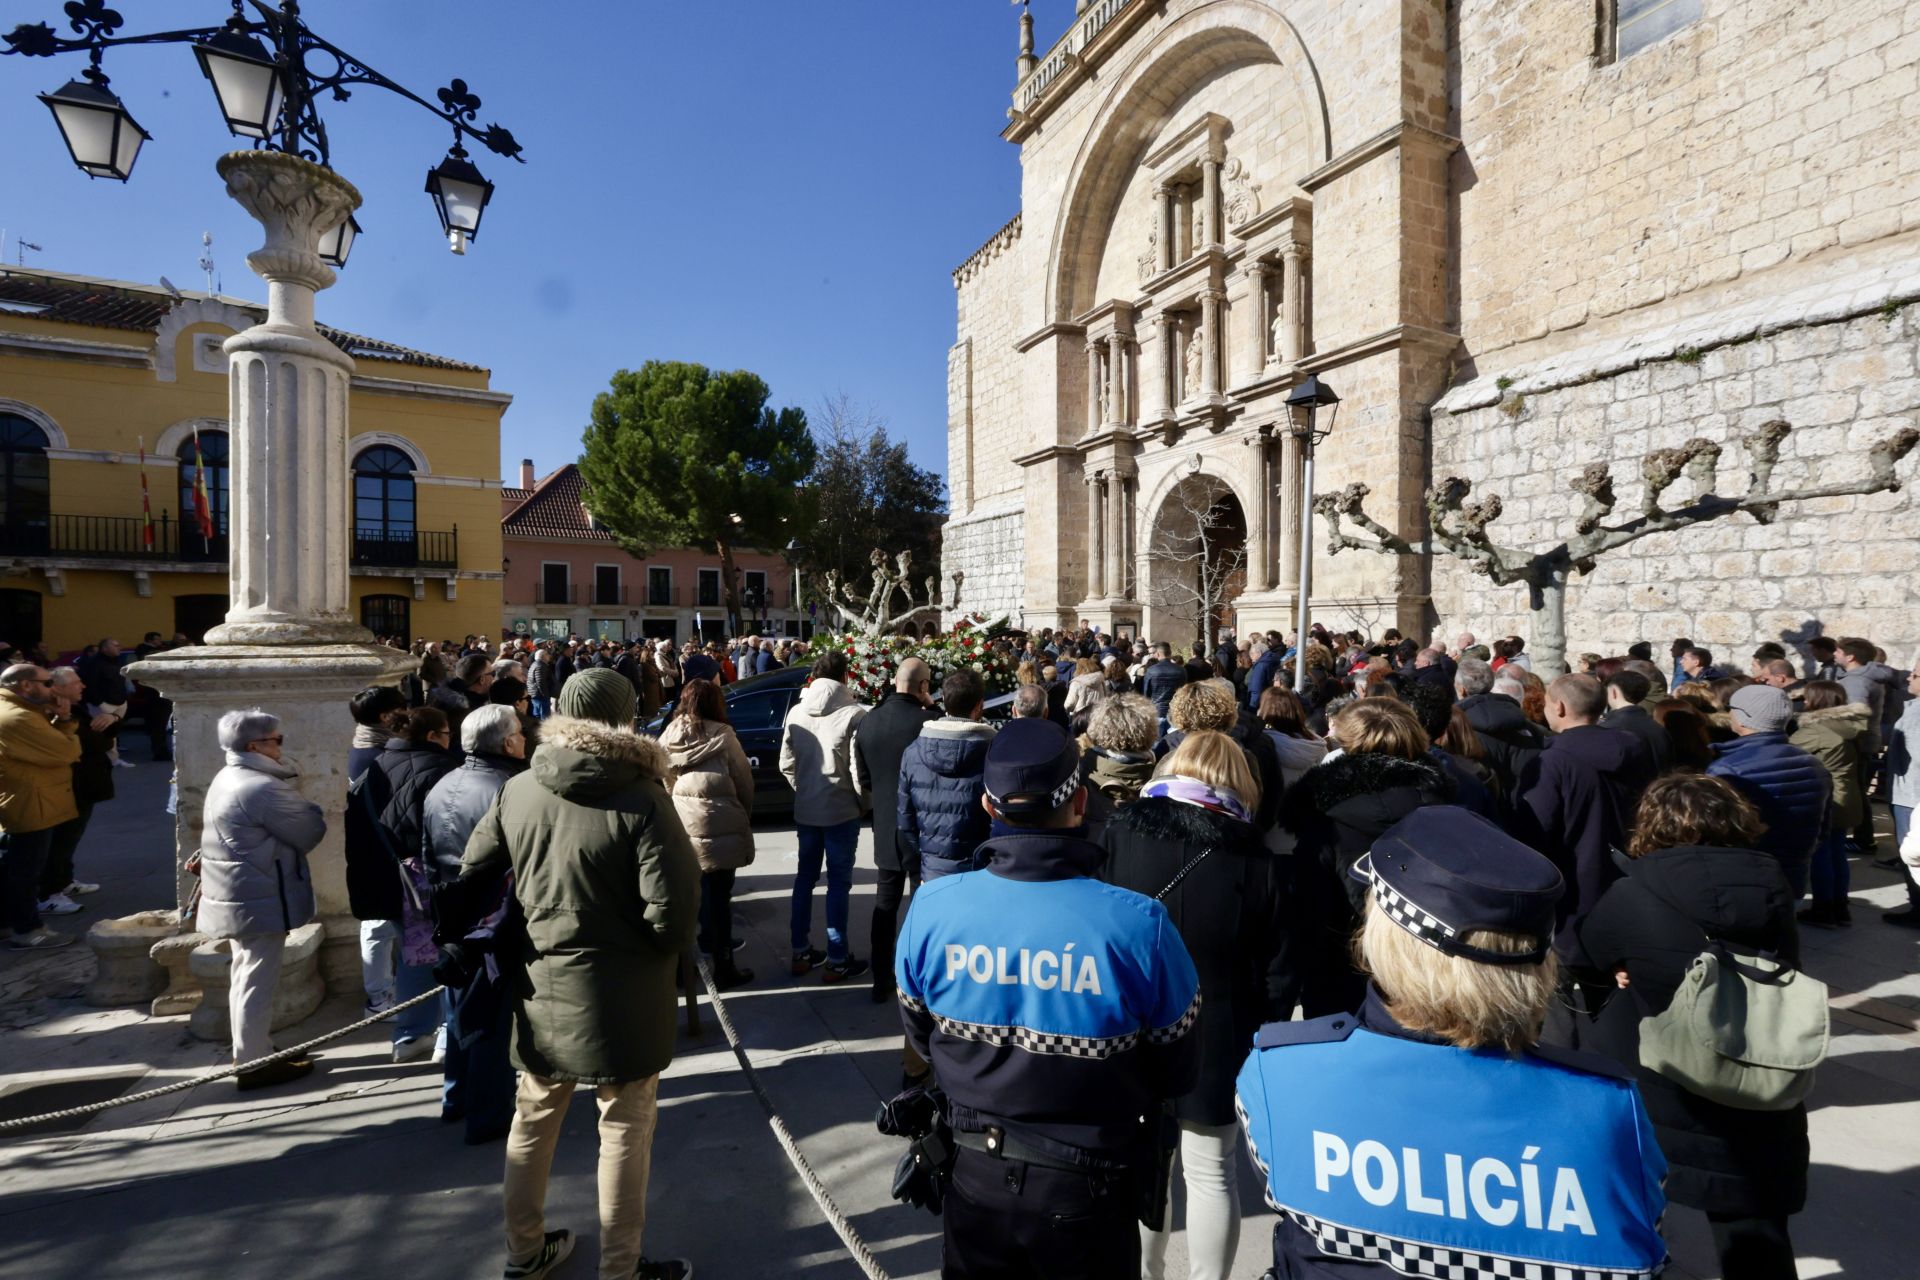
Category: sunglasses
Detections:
[{"x1": 253, "y1": 735, "x2": 285, "y2": 745}]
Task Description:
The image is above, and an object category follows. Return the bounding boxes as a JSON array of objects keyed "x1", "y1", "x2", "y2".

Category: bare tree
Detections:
[
  {"x1": 1315, "y1": 417, "x2": 1918, "y2": 675},
  {"x1": 822, "y1": 548, "x2": 964, "y2": 636},
  {"x1": 1148, "y1": 480, "x2": 1247, "y2": 652}
]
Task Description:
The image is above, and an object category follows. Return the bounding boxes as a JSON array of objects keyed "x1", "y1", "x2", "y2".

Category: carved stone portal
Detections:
[{"x1": 1223, "y1": 156, "x2": 1262, "y2": 229}]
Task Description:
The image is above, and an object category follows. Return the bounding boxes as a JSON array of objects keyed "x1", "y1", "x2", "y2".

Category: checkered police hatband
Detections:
[
  {"x1": 1355, "y1": 854, "x2": 1550, "y2": 967},
  {"x1": 986, "y1": 769, "x2": 1081, "y2": 814},
  {"x1": 925, "y1": 991, "x2": 1200, "y2": 1061},
  {"x1": 1277, "y1": 1207, "x2": 1658, "y2": 1280}
]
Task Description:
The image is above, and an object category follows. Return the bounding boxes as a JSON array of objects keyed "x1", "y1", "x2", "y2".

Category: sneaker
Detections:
[
  {"x1": 110, "y1": 757, "x2": 137, "y2": 769},
  {"x1": 633, "y1": 1260, "x2": 693, "y2": 1280},
  {"x1": 36, "y1": 893, "x2": 82, "y2": 916},
  {"x1": 392, "y1": 1035, "x2": 435, "y2": 1064},
  {"x1": 363, "y1": 994, "x2": 395, "y2": 1018},
  {"x1": 821, "y1": 957, "x2": 870, "y2": 984},
  {"x1": 790, "y1": 947, "x2": 826, "y2": 976},
  {"x1": 64, "y1": 880, "x2": 101, "y2": 896},
  {"x1": 1797, "y1": 905, "x2": 1840, "y2": 930},
  {"x1": 236, "y1": 1055, "x2": 314, "y2": 1091},
  {"x1": 504, "y1": 1229, "x2": 575, "y2": 1280},
  {"x1": 1883, "y1": 906, "x2": 1920, "y2": 929},
  {"x1": 6, "y1": 927, "x2": 74, "y2": 950}
]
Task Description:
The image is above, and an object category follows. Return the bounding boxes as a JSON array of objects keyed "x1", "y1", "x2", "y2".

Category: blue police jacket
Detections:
[
  {"x1": 896, "y1": 828, "x2": 1202, "y2": 1158},
  {"x1": 1238, "y1": 987, "x2": 1667, "y2": 1279}
]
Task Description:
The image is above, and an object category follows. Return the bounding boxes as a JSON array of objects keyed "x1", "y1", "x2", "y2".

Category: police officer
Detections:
[
  {"x1": 895, "y1": 717, "x2": 1202, "y2": 1279},
  {"x1": 1238, "y1": 806, "x2": 1668, "y2": 1280}
]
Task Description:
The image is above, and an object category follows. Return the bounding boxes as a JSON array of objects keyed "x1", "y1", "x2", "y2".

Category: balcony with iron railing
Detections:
[
  {"x1": 591, "y1": 583, "x2": 629, "y2": 606},
  {"x1": 0, "y1": 514, "x2": 458, "y2": 571}
]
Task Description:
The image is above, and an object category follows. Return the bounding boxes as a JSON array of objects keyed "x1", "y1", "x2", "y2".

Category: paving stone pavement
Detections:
[{"x1": 0, "y1": 738, "x2": 1915, "y2": 1278}]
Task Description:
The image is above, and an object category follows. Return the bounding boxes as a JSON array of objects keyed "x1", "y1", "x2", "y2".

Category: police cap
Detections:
[
  {"x1": 1351, "y1": 806, "x2": 1563, "y2": 965},
  {"x1": 982, "y1": 717, "x2": 1080, "y2": 819}
]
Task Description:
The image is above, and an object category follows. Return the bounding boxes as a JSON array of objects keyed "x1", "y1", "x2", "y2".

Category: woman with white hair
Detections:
[{"x1": 194, "y1": 708, "x2": 326, "y2": 1090}]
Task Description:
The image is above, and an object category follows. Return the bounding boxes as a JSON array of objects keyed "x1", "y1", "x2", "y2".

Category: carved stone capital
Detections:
[
  {"x1": 1242, "y1": 259, "x2": 1272, "y2": 280},
  {"x1": 217, "y1": 150, "x2": 362, "y2": 294}
]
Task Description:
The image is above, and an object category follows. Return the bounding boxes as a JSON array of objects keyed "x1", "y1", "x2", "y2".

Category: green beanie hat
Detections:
[{"x1": 556, "y1": 667, "x2": 636, "y2": 727}]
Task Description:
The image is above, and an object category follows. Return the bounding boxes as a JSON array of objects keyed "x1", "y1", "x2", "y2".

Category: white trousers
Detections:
[
  {"x1": 228, "y1": 932, "x2": 286, "y2": 1066},
  {"x1": 1141, "y1": 1119, "x2": 1242, "y2": 1280}
]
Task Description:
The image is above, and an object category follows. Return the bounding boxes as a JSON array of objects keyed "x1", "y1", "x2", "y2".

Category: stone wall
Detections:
[
  {"x1": 1430, "y1": 292, "x2": 1920, "y2": 659},
  {"x1": 950, "y1": 215, "x2": 1028, "y2": 515},
  {"x1": 1456, "y1": 0, "x2": 1920, "y2": 358},
  {"x1": 940, "y1": 504, "x2": 1026, "y2": 627}
]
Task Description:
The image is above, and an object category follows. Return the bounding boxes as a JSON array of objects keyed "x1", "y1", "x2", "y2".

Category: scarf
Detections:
[
  {"x1": 1140, "y1": 774, "x2": 1251, "y2": 824},
  {"x1": 352, "y1": 723, "x2": 386, "y2": 751}
]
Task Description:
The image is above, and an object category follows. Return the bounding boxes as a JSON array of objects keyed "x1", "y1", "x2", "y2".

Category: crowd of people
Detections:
[{"x1": 1, "y1": 612, "x2": 1913, "y2": 1280}]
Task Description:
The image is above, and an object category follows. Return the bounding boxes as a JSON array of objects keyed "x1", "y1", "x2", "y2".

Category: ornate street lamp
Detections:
[
  {"x1": 316, "y1": 211, "x2": 359, "y2": 267},
  {"x1": 38, "y1": 71, "x2": 149, "y2": 181},
  {"x1": 1285, "y1": 375, "x2": 1340, "y2": 693},
  {"x1": 192, "y1": 22, "x2": 281, "y2": 139},
  {"x1": 425, "y1": 145, "x2": 493, "y2": 255}
]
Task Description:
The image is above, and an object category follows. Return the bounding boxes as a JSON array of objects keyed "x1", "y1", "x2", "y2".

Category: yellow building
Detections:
[{"x1": 0, "y1": 266, "x2": 507, "y2": 654}]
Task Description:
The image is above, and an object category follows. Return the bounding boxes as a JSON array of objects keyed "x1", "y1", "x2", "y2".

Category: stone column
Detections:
[
  {"x1": 1086, "y1": 338, "x2": 1104, "y2": 433},
  {"x1": 1086, "y1": 473, "x2": 1107, "y2": 599},
  {"x1": 1201, "y1": 289, "x2": 1224, "y2": 399},
  {"x1": 1107, "y1": 332, "x2": 1127, "y2": 427},
  {"x1": 1281, "y1": 241, "x2": 1307, "y2": 365},
  {"x1": 1200, "y1": 158, "x2": 1221, "y2": 251},
  {"x1": 1277, "y1": 421, "x2": 1304, "y2": 597},
  {"x1": 1174, "y1": 183, "x2": 1192, "y2": 263},
  {"x1": 127, "y1": 152, "x2": 413, "y2": 994},
  {"x1": 1120, "y1": 475, "x2": 1136, "y2": 599},
  {"x1": 1242, "y1": 260, "x2": 1272, "y2": 378},
  {"x1": 1152, "y1": 312, "x2": 1175, "y2": 418},
  {"x1": 1107, "y1": 470, "x2": 1129, "y2": 601},
  {"x1": 1154, "y1": 185, "x2": 1174, "y2": 275},
  {"x1": 1244, "y1": 430, "x2": 1273, "y2": 593}
]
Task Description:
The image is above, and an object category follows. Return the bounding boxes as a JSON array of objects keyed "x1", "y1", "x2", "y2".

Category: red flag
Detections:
[
  {"x1": 191, "y1": 426, "x2": 214, "y2": 541},
  {"x1": 138, "y1": 436, "x2": 154, "y2": 551}
]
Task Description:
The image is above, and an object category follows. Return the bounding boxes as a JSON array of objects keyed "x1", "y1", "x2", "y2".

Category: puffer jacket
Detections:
[
  {"x1": 196, "y1": 751, "x2": 325, "y2": 938},
  {"x1": 1139, "y1": 660, "x2": 1186, "y2": 717},
  {"x1": 1457, "y1": 691, "x2": 1549, "y2": 795},
  {"x1": 527, "y1": 656, "x2": 556, "y2": 699},
  {"x1": 459, "y1": 715, "x2": 700, "y2": 1084},
  {"x1": 1064, "y1": 671, "x2": 1107, "y2": 717},
  {"x1": 660, "y1": 717, "x2": 755, "y2": 871},
  {"x1": 899, "y1": 717, "x2": 996, "y2": 879},
  {"x1": 778, "y1": 677, "x2": 869, "y2": 826},
  {"x1": 1790, "y1": 702, "x2": 1873, "y2": 830},
  {"x1": 368, "y1": 737, "x2": 459, "y2": 860},
  {"x1": 1281, "y1": 752, "x2": 1453, "y2": 1017},
  {"x1": 421, "y1": 751, "x2": 526, "y2": 886},
  {"x1": 0, "y1": 689, "x2": 79, "y2": 833},
  {"x1": 1243, "y1": 650, "x2": 1284, "y2": 709},
  {"x1": 1706, "y1": 732, "x2": 1831, "y2": 881},
  {"x1": 1574, "y1": 844, "x2": 1806, "y2": 1216}
]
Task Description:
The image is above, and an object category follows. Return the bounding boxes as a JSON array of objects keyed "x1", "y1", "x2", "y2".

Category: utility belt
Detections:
[{"x1": 953, "y1": 1125, "x2": 1130, "y2": 1176}]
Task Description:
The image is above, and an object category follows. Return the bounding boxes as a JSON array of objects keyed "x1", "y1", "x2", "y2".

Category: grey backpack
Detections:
[{"x1": 1637, "y1": 936, "x2": 1829, "y2": 1111}]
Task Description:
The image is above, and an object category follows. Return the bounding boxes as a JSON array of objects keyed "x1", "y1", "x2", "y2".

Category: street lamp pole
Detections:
[{"x1": 1285, "y1": 376, "x2": 1340, "y2": 694}]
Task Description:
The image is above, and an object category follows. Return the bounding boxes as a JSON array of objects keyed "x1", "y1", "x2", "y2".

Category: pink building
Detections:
[{"x1": 500, "y1": 462, "x2": 805, "y2": 644}]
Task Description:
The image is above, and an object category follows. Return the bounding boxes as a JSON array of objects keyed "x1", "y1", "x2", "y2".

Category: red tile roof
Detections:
[
  {"x1": 502, "y1": 464, "x2": 613, "y2": 542},
  {"x1": 0, "y1": 268, "x2": 485, "y2": 372}
]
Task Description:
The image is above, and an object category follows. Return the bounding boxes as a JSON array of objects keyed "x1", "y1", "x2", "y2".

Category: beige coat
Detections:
[
  {"x1": 661, "y1": 717, "x2": 756, "y2": 871},
  {"x1": 0, "y1": 688, "x2": 79, "y2": 834}
]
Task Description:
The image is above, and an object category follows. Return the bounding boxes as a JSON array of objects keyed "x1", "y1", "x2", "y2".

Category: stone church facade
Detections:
[{"x1": 944, "y1": 0, "x2": 1920, "y2": 660}]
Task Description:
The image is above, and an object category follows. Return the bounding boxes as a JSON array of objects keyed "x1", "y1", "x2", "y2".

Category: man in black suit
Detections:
[{"x1": 853, "y1": 657, "x2": 937, "y2": 1020}]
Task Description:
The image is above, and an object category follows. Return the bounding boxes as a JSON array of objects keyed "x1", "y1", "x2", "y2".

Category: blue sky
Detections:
[{"x1": 0, "y1": 2, "x2": 1078, "y2": 485}]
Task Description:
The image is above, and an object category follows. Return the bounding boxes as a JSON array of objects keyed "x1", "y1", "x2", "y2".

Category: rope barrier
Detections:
[
  {"x1": 693, "y1": 954, "x2": 894, "y2": 1280},
  {"x1": 0, "y1": 984, "x2": 448, "y2": 1133}
]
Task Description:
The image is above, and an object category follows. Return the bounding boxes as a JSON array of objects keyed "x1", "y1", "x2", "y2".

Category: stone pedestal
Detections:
[
  {"x1": 186, "y1": 921, "x2": 326, "y2": 1043},
  {"x1": 84, "y1": 911, "x2": 179, "y2": 1007},
  {"x1": 151, "y1": 929, "x2": 211, "y2": 1017}
]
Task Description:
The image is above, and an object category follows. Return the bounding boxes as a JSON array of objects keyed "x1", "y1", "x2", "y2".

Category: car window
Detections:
[{"x1": 728, "y1": 689, "x2": 792, "y2": 733}]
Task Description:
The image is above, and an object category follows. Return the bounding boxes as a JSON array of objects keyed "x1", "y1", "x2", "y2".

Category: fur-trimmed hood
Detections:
[
  {"x1": 1280, "y1": 750, "x2": 1452, "y2": 833},
  {"x1": 1110, "y1": 791, "x2": 1255, "y2": 850},
  {"x1": 533, "y1": 713, "x2": 671, "y2": 802},
  {"x1": 1794, "y1": 701, "x2": 1872, "y2": 733}
]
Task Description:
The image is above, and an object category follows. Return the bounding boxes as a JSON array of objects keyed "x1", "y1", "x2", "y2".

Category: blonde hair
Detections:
[
  {"x1": 1158, "y1": 728, "x2": 1260, "y2": 815},
  {"x1": 1168, "y1": 680, "x2": 1238, "y2": 733},
  {"x1": 1086, "y1": 692, "x2": 1159, "y2": 753},
  {"x1": 1357, "y1": 898, "x2": 1556, "y2": 1053},
  {"x1": 1330, "y1": 698, "x2": 1429, "y2": 759}
]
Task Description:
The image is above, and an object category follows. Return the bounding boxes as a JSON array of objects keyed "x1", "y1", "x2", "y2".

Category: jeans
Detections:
[
  {"x1": 0, "y1": 827, "x2": 55, "y2": 933},
  {"x1": 40, "y1": 803, "x2": 93, "y2": 897},
  {"x1": 699, "y1": 868, "x2": 739, "y2": 961},
  {"x1": 393, "y1": 951, "x2": 441, "y2": 1046},
  {"x1": 228, "y1": 931, "x2": 286, "y2": 1066},
  {"x1": 791, "y1": 818, "x2": 859, "y2": 963},
  {"x1": 1897, "y1": 804, "x2": 1916, "y2": 908},
  {"x1": 1808, "y1": 829, "x2": 1851, "y2": 906},
  {"x1": 1142, "y1": 1120, "x2": 1242, "y2": 1280},
  {"x1": 443, "y1": 993, "x2": 515, "y2": 1141},
  {"x1": 360, "y1": 919, "x2": 397, "y2": 1006},
  {"x1": 529, "y1": 696, "x2": 551, "y2": 720},
  {"x1": 504, "y1": 1071, "x2": 660, "y2": 1280}
]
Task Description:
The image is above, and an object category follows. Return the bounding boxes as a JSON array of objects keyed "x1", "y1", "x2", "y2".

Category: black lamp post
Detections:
[
  {"x1": 4, "y1": 0, "x2": 525, "y2": 256},
  {"x1": 1284, "y1": 375, "x2": 1340, "y2": 692}
]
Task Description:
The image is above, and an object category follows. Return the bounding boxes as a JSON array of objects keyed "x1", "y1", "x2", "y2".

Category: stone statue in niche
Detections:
[
  {"x1": 1223, "y1": 157, "x2": 1262, "y2": 228},
  {"x1": 1137, "y1": 224, "x2": 1157, "y2": 283},
  {"x1": 1269, "y1": 290, "x2": 1287, "y2": 366},
  {"x1": 1098, "y1": 356, "x2": 1112, "y2": 422},
  {"x1": 1183, "y1": 319, "x2": 1204, "y2": 400}
]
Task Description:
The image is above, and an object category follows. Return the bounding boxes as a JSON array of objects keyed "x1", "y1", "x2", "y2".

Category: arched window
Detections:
[
  {"x1": 354, "y1": 445, "x2": 415, "y2": 551},
  {"x1": 176, "y1": 430, "x2": 230, "y2": 537},
  {"x1": 0, "y1": 414, "x2": 51, "y2": 548}
]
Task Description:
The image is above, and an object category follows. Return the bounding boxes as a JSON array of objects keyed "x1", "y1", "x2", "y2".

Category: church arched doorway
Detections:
[{"x1": 1142, "y1": 472, "x2": 1246, "y2": 654}]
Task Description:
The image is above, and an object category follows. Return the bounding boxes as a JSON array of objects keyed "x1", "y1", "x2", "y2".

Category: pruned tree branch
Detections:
[{"x1": 821, "y1": 548, "x2": 964, "y2": 635}]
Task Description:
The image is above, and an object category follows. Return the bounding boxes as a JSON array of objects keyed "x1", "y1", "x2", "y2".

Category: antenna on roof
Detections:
[
  {"x1": 198, "y1": 232, "x2": 218, "y2": 295},
  {"x1": 16, "y1": 239, "x2": 42, "y2": 267}
]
